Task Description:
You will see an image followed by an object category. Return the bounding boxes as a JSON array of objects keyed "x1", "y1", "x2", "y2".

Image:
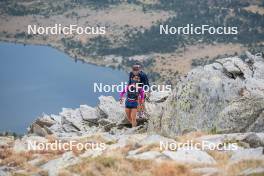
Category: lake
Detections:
[{"x1": 0, "y1": 42, "x2": 127, "y2": 134}]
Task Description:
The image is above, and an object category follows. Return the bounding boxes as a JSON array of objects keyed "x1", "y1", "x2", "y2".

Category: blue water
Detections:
[{"x1": 0, "y1": 42, "x2": 127, "y2": 134}]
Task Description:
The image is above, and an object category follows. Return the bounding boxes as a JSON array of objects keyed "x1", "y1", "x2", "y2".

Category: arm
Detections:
[
  {"x1": 140, "y1": 72, "x2": 150, "y2": 91},
  {"x1": 128, "y1": 72, "x2": 132, "y2": 85},
  {"x1": 119, "y1": 85, "x2": 128, "y2": 99},
  {"x1": 139, "y1": 88, "x2": 144, "y2": 103}
]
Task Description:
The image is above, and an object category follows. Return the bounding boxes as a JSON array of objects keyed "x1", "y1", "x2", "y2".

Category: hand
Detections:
[
  {"x1": 119, "y1": 98, "x2": 124, "y2": 104},
  {"x1": 139, "y1": 99, "x2": 144, "y2": 104}
]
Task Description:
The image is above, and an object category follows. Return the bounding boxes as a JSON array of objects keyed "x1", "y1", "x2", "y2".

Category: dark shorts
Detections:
[{"x1": 125, "y1": 100, "x2": 138, "y2": 109}]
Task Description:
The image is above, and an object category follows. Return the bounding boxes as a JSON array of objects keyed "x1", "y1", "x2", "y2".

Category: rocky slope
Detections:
[
  {"x1": 148, "y1": 52, "x2": 264, "y2": 137},
  {"x1": 0, "y1": 129, "x2": 264, "y2": 175},
  {"x1": 27, "y1": 94, "x2": 169, "y2": 138},
  {"x1": 0, "y1": 53, "x2": 264, "y2": 176}
]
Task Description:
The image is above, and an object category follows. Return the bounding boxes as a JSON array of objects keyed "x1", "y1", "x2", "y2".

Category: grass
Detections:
[
  {"x1": 0, "y1": 146, "x2": 33, "y2": 167},
  {"x1": 175, "y1": 131, "x2": 208, "y2": 150},
  {"x1": 152, "y1": 162, "x2": 196, "y2": 176},
  {"x1": 66, "y1": 155, "x2": 197, "y2": 176},
  {"x1": 2, "y1": 132, "x2": 264, "y2": 176},
  {"x1": 227, "y1": 159, "x2": 264, "y2": 176},
  {"x1": 206, "y1": 150, "x2": 231, "y2": 171}
]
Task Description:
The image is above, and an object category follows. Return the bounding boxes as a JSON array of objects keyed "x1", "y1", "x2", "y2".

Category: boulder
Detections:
[
  {"x1": 229, "y1": 147, "x2": 264, "y2": 163},
  {"x1": 127, "y1": 151, "x2": 162, "y2": 160},
  {"x1": 216, "y1": 97, "x2": 264, "y2": 133},
  {"x1": 0, "y1": 166, "x2": 12, "y2": 176},
  {"x1": 29, "y1": 114, "x2": 56, "y2": 136},
  {"x1": 41, "y1": 152, "x2": 79, "y2": 176},
  {"x1": 0, "y1": 136, "x2": 14, "y2": 147},
  {"x1": 163, "y1": 149, "x2": 217, "y2": 165},
  {"x1": 148, "y1": 91, "x2": 170, "y2": 103},
  {"x1": 79, "y1": 105, "x2": 99, "y2": 123},
  {"x1": 80, "y1": 148, "x2": 103, "y2": 158},
  {"x1": 137, "y1": 134, "x2": 175, "y2": 146},
  {"x1": 13, "y1": 139, "x2": 28, "y2": 153},
  {"x1": 60, "y1": 108, "x2": 85, "y2": 131},
  {"x1": 13, "y1": 136, "x2": 48, "y2": 153},
  {"x1": 30, "y1": 123, "x2": 49, "y2": 137},
  {"x1": 238, "y1": 167, "x2": 264, "y2": 176},
  {"x1": 148, "y1": 54, "x2": 264, "y2": 136},
  {"x1": 35, "y1": 114, "x2": 56, "y2": 127},
  {"x1": 97, "y1": 96, "x2": 126, "y2": 123},
  {"x1": 242, "y1": 133, "x2": 264, "y2": 148},
  {"x1": 191, "y1": 167, "x2": 222, "y2": 176}
]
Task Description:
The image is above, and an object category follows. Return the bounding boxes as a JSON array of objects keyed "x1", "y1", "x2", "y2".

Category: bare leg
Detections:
[
  {"x1": 125, "y1": 108, "x2": 131, "y2": 123},
  {"x1": 131, "y1": 108, "x2": 137, "y2": 127}
]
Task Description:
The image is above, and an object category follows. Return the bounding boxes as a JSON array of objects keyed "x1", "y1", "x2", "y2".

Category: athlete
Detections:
[{"x1": 120, "y1": 75, "x2": 144, "y2": 127}]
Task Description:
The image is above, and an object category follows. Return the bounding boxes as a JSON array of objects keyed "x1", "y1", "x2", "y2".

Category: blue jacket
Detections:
[{"x1": 129, "y1": 71, "x2": 150, "y2": 90}]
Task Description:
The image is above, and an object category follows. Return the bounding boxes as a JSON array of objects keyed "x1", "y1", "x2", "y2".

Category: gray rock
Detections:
[
  {"x1": 163, "y1": 149, "x2": 216, "y2": 165},
  {"x1": 137, "y1": 134, "x2": 175, "y2": 146},
  {"x1": 108, "y1": 134, "x2": 147, "y2": 150},
  {"x1": 216, "y1": 97, "x2": 264, "y2": 133},
  {"x1": 0, "y1": 170, "x2": 11, "y2": 176},
  {"x1": 28, "y1": 114, "x2": 57, "y2": 136},
  {"x1": 148, "y1": 54, "x2": 264, "y2": 136},
  {"x1": 247, "y1": 111, "x2": 264, "y2": 132},
  {"x1": 0, "y1": 166, "x2": 12, "y2": 176},
  {"x1": 79, "y1": 105, "x2": 99, "y2": 123},
  {"x1": 238, "y1": 167, "x2": 264, "y2": 176},
  {"x1": 80, "y1": 148, "x2": 103, "y2": 158},
  {"x1": 97, "y1": 96, "x2": 126, "y2": 123},
  {"x1": 35, "y1": 114, "x2": 56, "y2": 127},
  {"x1": 148, "y1": 91, "x2": 170, "y2": 103},
  {"x1": 98, "y1": 118, "x2": 112, "y2": 126},
  {"x1": 242, "y1": 133, "x2": 264, "y2": 148},
  {"x1": 103, "y1": 123, "x2": 116, "y2": 132},
  {"x1": 41, "y1": 152, "x2": 79, "y2": 176},
  {"x1": 13, "y1": 139, "x2": 28, "y2": 153},
  {"x1": 60, "y1": 108, "x2": 86, "y2": 131},
  {"x1": 0, "y1": 136, "x2": 14, "y2": 147},
  {"x1": 30, "y1": 123, "x2": 49, "y2": 137},
  {"x1": 28, "y1": 95, "x2": 131, "y2": 137},
  {"x1": 127, "y1": 151, "x2": 162, "y2": 160},
  {"x1": 230, "y1": 147, "x2": 264, "y2": 163},
  {"x1": 13, "y1": 136, "x2": 48, "y2": 153},
  {"x1": 192, "y1": 167, "x2": 222, "y2": 176}
]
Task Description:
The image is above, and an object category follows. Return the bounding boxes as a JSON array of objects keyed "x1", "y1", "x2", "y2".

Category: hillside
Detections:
[
  {"x1": 0, "y1": 0, "x2": 263, "y2": 83},
  {"x1": 0, "y1": 53, "x2": 264, "y2": 176}
]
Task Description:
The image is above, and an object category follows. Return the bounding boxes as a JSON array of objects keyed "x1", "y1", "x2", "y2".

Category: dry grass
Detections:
[
  {"x1": 119, "y1": 144, "x2": 135, "y2": 154},
  {"x1": 152, "y1": 43, "x2": 246, "y2": 83},
  {"x1": 58, "y1": 170, "x2": 74, "y2": 176},
  {"x1": 226, "y1": 159, "x2": 264, "y2": 176},
  {"x1": 204, "y1": 149, "x2": 264, "y2": 176},
  {"x1": 1, "y1": 150, "x2": 34, "y2": 167},
  {"x1": 0, "y1": 146, "x2": 13, "y2": 160},
  {"x1": 176, "y1": 131, "x2": 207, "y2": 144},
  {"x1": 45, "y1": 135, "x2": 56, "y2": 143},
  {"x1": 206, "y1": 150, "x2": 231, "y2": 169},
  {"x1": 152, "y1": 162, "x2": 197, "y2": 176},
  {"x1": 0, "y1": 139, "x2": 64, "y2": 175},
  {"x1": 129, "y1": 143, "x2": 161, "y2": 155},
  {"x1": 66, "y1": 155, "x2": 198, "y2": 176}
]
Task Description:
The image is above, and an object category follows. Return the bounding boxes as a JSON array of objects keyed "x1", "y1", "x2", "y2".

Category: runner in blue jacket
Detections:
[{"x1": 128, "y1": 63, "x2": 150, "y2": 118}]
